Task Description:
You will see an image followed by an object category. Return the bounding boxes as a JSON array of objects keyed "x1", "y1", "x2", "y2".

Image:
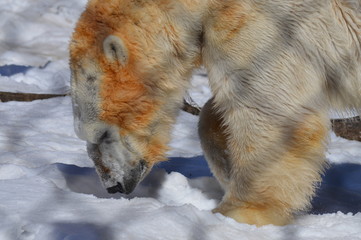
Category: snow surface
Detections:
[{"x1": 1, "y1": 1, "x2": 361, "y2": 239}]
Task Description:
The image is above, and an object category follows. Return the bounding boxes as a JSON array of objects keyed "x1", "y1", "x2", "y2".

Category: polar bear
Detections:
[{"x1": 70, "y1": 0, "x2": 361, "y2": 226}]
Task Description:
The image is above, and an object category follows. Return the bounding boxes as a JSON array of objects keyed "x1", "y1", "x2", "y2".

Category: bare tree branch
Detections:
[
  {"x1": 331, "y1": 116, "x2": 361, "y2": 141},
  {"x1": 182, "y1": 99, "x2": 201, "y2": 116},
  {"x1": 0, "y1": 91, "x2": 67, "y2": 102}
]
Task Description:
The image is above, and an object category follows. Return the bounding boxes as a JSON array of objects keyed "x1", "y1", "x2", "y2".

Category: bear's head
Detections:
[{"x1": 69, "y1": 0, "x2": 203, "y2": 194}]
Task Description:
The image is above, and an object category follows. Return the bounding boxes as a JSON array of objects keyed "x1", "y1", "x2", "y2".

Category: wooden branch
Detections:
[
  {"x1": 0, "y1": 91, "x2": 67, "y2": 102},
  {"x1": 182, "y1": 99, "x2": 201, "y2": 116},
  {"x1": 331, "y1": 116, "x2": 361, "y2": 141}
]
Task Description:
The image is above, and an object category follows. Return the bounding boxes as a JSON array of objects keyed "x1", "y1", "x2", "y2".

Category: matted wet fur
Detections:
[{"x1": 70, "y1": 0, "x2": 361, "y2": 226}]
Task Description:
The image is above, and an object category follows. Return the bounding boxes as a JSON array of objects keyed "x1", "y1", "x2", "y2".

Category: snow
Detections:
[
  {"x1": 1, "y1": 1, "x2": 361, "y2": 239},
  {"x1": 0, "y1": 0, "x2": 87, "y2": 66},
  {"x1": 0, "y1": 61, "x2": 71, "y2": 94}
]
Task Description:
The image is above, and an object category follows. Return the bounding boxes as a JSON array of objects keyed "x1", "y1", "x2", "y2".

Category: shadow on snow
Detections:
[{"x1": 56, "y1": 156, "x2": 361, "y2": 215}]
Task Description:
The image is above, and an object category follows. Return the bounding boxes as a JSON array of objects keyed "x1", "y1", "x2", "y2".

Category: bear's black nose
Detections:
[{"x1": 107, "y1": 182, "x2": 124, "y2": 194}]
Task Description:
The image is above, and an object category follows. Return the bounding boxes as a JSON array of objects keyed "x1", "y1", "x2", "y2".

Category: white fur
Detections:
[{"x1": 71, "y1": 0, "x2": 361, "y2": 225}]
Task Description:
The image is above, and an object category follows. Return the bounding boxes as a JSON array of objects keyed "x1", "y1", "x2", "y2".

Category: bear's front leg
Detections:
[{"x1": 199, "y1": 98, "x2": 329, "y2": 226}]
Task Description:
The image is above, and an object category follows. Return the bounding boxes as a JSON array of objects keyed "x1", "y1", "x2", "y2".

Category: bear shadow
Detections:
[
  {"x1": 56, "y1": 156, "x2": 361, "y2": 215},
  {"x1": 310, "y1": 163, "x2": 361, "y2": 215}
]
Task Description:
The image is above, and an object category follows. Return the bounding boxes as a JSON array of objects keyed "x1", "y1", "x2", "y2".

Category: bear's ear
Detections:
[{"x1": 103, "y1": 35, "x2": 128, "y2": 66}]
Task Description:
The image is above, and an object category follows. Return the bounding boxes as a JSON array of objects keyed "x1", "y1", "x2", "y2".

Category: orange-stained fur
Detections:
[
  {"x1": 70, "y1": 0, "x2": 203, "y2": 163},
  {"x1": 70, "y1": 0, "x2": 361, "y2": 226}
]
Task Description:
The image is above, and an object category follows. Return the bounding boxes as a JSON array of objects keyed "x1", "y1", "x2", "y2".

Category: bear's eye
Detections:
[{"x1": 87, "y1": 75, "x2": 96, "y2": 82}]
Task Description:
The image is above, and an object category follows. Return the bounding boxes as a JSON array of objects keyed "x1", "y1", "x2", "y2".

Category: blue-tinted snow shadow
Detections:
[
  {"x1": 0, "y1": 63, "x2": 51, "y2": 77},
  {"x1": 311, "y1": 163, "x2": 361, "y2": 215},
  {"x1": 155, "y1": 156, "x2": 213, "y2": 178},
  {"x1": 0, "y1": 64, "x2": 33, "y2": 76},
  {"x1": 57, "y1": 156, "x2": 361, "y2": 215}
]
